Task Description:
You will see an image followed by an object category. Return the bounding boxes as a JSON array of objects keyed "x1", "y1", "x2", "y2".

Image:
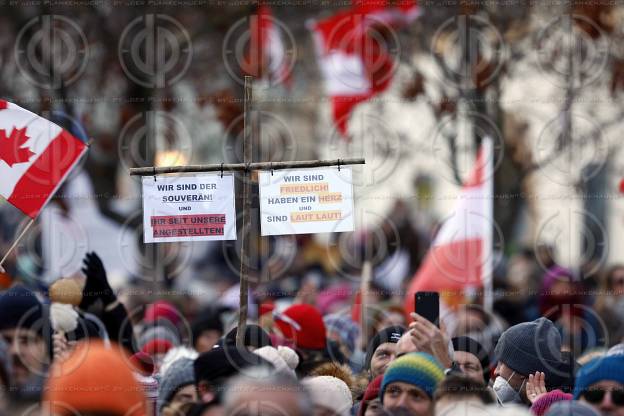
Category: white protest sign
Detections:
[
  {"x1": 259, "y1": 167, "x2": 354, "y2": 236},
  {"x1": 142, "y1": 173, "x2": 237, "y2": 243}
]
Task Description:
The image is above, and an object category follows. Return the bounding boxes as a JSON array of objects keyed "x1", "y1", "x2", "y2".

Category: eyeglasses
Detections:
[{"x1": 582, "y1": 389, "x2": 624, "y2": 406}]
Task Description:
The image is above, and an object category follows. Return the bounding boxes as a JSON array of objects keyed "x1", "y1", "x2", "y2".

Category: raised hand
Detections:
[
  {"x1": 527, "y1": 371, "x2": 548, "y2": 404},
  {"x1": 409, "y1": 312, "x2": 452, "y2": 368},
  {"x1": 80, "y1": 252, "x2": 115, "y2": 309}
]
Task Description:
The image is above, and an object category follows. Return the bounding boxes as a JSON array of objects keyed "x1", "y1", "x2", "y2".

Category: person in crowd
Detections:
[
  {"x1": 223, "y1": 368, "x2": 312, "y2": 416},
  {"x1": 433, "y1": 373, "x2": 494, "y2": 415},
  {"x1": 193, "y1": 344, "x2": 273, "y2": 404},
  {"x1": 324, "y1": 313, "x2": 360, "y2": 365},
  {"x1": 538, "y1": 266, "x2": 605, "y2": 355},
  {"x1": 365, "y1": 326, "x2": 405, "y2": 379},
  {"x1": 451, "y1": 336, "x2": 490, "y2": 384},
  {"x1": 158, "y1": 357, "x2": 197, "y2": 416},
  {"x1": 574, "y1": 355, "x2": 624, "y2": 416},
  {"x1": 191, "y1": 307, "x2": 225, "y2": 353},
  {"x1": 302, "y1": 375, "x2": 353, "y2": 416},
  {"x1": 79, "y1": 252, "x2": 135, "y2": 352},
  {"x1": 358, "y1": 375, "x2": 383, "y2": 416},
  {"x1": 43, "y1": 340, "x2": 145, "y2": 416},
  {"x1": 595, "y1": 265, "x2": 624, "y2": 346},
  {"x1": 379, "y1": 352, "x2": 444, "y2": 416},
  {"x1": 0, "y1": 285, "x2": 48, "y2": 403},
  {"x1": 493, "y1": 317, "x2": 567, "y2": 406},
  {"x1": 273, "y1": 304, "x2": 332, "y2": 375}
]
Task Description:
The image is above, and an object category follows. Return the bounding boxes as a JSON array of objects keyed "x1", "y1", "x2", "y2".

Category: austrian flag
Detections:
[{"x1": 0, "y1": 100, "x2": 87, "y2": 218}]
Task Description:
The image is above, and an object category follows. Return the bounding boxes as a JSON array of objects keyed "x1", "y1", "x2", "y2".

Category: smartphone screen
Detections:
[{"x1": 415, "y1": 291, "x2": 440, "y2": 327}]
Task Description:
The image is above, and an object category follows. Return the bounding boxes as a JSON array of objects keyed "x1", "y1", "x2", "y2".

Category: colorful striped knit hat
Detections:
[{"x1": 380, "y1": 352, "x2": 444, "y2": 401}]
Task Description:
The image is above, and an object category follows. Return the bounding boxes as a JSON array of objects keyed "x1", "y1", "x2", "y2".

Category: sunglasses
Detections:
[{"x1": 582, "y1": 389, "x2": 624, "y2": 406}]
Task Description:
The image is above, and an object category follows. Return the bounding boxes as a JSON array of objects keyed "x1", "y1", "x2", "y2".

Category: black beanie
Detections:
[
  {"x1": 193, "y1": 344, "x2": 273, "y2": 385},
  {"x1": 191, "y1": 309, "x2": 224, "y2": 343},
  {"x1": 0, "y1": 285, "x2": 43, "y2": 332},
  {"x1": 221, "y1": 325, "x2": 271, "y2": 349},
  {"x1": 365, "y1": 325, "x2": 406, "y2": 370},
  {"x1": 452, "y1": 336, "x2": 491, "y2": 383}
]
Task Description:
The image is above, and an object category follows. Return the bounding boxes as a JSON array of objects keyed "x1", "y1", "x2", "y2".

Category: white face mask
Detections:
[{"x1": 493, "y1": 372, "x2": 525, "y2": 405}]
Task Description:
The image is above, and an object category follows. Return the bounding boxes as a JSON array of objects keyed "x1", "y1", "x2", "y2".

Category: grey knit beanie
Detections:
[
  {"x1": 157, "y1": 357, "x2": 195, "y2": 413},
  {"x1": 494, "y1": 317, "x2": 562, "y2": 377}
]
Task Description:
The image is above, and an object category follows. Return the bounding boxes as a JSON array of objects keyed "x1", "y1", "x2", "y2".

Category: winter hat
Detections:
[
  {"x1": 358, "y1": 375, "x2": 383, "y2": 416},
  {"x1": 193, "y1": 345, "x2": 274, "y2": 385},
  {"x1": 0, "y1": 285, "x2": 43, "y2": 332},
  {"x1": 302, "y1": 376, "x2": 353, "y2": 416},
  {"x1": 144, "y1": 300, "x2": 181, "y2": 327},
  {"x1": 324, "y1": 314, "x2": 360, "y2": 356},
  {"x1": 545, "y1": 401, "x2": 600, "y2": 416},
  {"x1": 365, "y1": 325, "x2": 406, "y2": 370},
  {"x1": 222, "y1": 324, "x2": 272, "y2": 349},
  {"x1": 494, "y1": 317, "x2": 563, "y2": 378},
  {"x1": 191, "y1": 308, "x2": 224, "y2": 343},
  {"x1": 530, "y1": 390, "x2": 572, "y2": 416},
  {"x1": 252, "y1": 346, "x2": 298, "y2": 378},
  {"x1": 274, "y1": 304, "x2": 326, "y2": 350},
  {"x1": 452, "y1": 336, "x2": 491, "y2": 382},
  {"x1": 139, "y1": 324, "x2": 180, "y2": 349},
  {"x1": 130, "y1": 351, "x2": 155, "y2": 376},
  {"x1": 573, "y1": 355, "x2": 624, "y2": 399},
  {"x1": 44, "y1": 340, "x2": 145, "y2": 416},
  {"x1": 141, "y1": 338, "x2": 173, "y2": 356},
  {"x1": 157, "y1": 357, "x2": 195, "y2": 413},
  {"x1": 380, "y1": 352, "x2": 444, "y2": 401},
  {"x1": 159, "y1": 346, "x2": 198, "y2": 377}
]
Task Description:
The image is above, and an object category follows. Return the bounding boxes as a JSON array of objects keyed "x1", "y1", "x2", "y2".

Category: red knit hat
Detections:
[
  {"x1": 274, "y1": 304, "x2": 326, "y2": 350},
  {"x1": 530, "y1": 389, "x2": 573, "y2": 416},
  {"x1": 144, "y1": 301, "x2": 180, "y2": 326},
  {"x1": 141, "y1": 339, "x2": 173, "y2": 356},
  {"x1": 44, "y1": 340, "x2": 145, "y2": 416},
  {"x1": 358, "y1": 375, "x2": 383, "y2": 416}
]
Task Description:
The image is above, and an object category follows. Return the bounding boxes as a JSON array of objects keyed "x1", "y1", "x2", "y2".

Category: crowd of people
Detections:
[{"x1": 0, "y1": 245, "x2": 624, "y2": 416}]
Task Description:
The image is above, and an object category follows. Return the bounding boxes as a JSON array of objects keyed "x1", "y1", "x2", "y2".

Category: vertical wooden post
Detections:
[
  {"x1": 360, "y1": 260, "x2": 372, "y2": 351},
  {"x1": 236, "y1": 76, "x2": 254, "y2": 347}
]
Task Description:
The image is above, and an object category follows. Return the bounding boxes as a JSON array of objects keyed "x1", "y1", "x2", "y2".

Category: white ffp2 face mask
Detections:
[{"x1": 493, "y1": 372, "x2": 525, "y2": 405}]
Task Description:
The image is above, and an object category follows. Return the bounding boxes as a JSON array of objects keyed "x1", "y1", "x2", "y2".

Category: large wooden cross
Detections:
[{"x1": 130, "y1": 76, "x2": 365, "y2": 347}]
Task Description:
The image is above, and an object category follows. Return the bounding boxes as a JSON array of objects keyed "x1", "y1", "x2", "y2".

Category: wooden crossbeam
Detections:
[{"x1": 128, "y1": 158, "x2": 365, "y2": 176}]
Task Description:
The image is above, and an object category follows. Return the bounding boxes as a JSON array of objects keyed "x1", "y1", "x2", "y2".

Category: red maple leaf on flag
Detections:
[{"x1": 0, "y1": 127, "x2": 35, "y2": 167}]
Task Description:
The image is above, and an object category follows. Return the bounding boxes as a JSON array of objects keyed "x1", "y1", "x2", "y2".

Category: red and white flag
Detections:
[
  {"x1": 0, "y1": 100, "x2": 87, "y2": 218},
  {"x1": 309, "y1": 1, "x2": 420, "y2": 137},
  {"x1": 353, "y1": 0, "x2": 421, "y2": 28},
  {"x1": 243, "y1": 5, "x2": 292, "y2": 87},
  {"x1": 405, "y1": 138, "x2": 494, "y2": 310}
]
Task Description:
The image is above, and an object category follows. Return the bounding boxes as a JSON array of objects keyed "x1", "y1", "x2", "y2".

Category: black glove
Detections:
[{"x1": 80, "y1": 251, "x2": 115, "y2": 309}]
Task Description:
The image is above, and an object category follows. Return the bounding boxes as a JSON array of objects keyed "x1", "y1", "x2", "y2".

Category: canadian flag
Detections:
[
  {"x1": 405, "y1": 138, "x2": 494, "y2": 310},
  {"x1": 309, "y1": 1, "x2": 420, "y2": 137},
  {"x1": 242, "y1": 5, "x2": 292, "y2": 87},
  {"x1": 0, "y1": 100, "x2": 87, "y2": 218}
]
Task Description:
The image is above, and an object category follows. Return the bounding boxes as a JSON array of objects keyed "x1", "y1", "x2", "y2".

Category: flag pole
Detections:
[
  {"x1": 236, "y1": 76, "x2": 254, "y2": 348},
  {"x1": 0, "y1": 218, "x2": 35, "y2": 272},
  {"x1": 482, "y1": 137, "x2": 494, "y2": 313}
]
